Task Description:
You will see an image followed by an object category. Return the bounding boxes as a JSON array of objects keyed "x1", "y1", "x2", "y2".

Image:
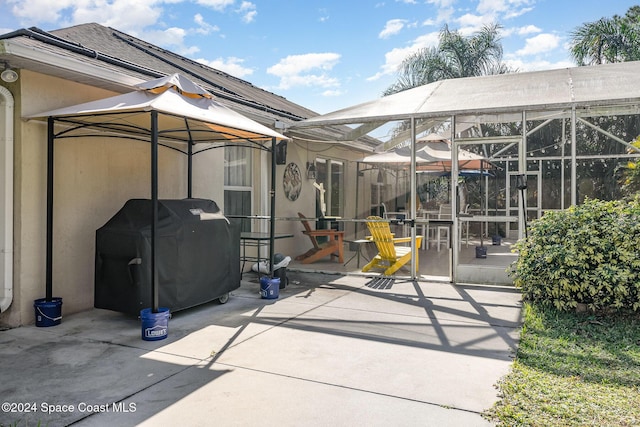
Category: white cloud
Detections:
[
  {"x1": 504, "y1": 6, "x2": 533, "y2": 19},
  {"x1": 368, "y1": 31, "x2": 439, "y2": 81},
  {"x1": 477, "y1": 0, "x2": 534, "y2": 16},
  {"x1": 242, "y1": 10, "x2": 257, "y2": 23},
  {"x1": 501, "y1": 24, "x2": 541, "y2": 38},
  {"x1": 517, "y1": 24, "x2": 541, "y2": 35},
  {"x1": 267, "y1": 53, "x2": 341, "y2": 90},
  {"x1": 196, "y1": 56, "x2": 254, "y2": 78},
  {"x1": 237, "y1": 1, "x2": 257, "y2": 23},
  {"x1": 516, "y1": 33, "x2": 560, "y2": 56},
  {"x1": 477, "y1": 0, "x2": 508, "y2": 14},
  {"x1": 6, "y1": 0, "x2": 164, "y2": 34},
  {"x1": 456, "y1": 0, "x2": 534, "y2": 32},
  {"x1": 144, "y1": 27, "x2": 201, "y2": 56},
  {"x1": 7, "y1": 0, "x2": 76, "y2": 24},
  {"x1": 318, "y1": 8, "x2": 329, "y2": 22},
  {"x1": 5, "y1": 0, "x2": 222, "y2": 58},
  {"x1": 456, "y1": 13, "x2": 496, "y2": 35},
  {"x1": 74, "y1": 1, "x2": 164, "y2": 31},
  {"x1": 322, "y1": 89, "x2": 343, "y2": 97},
  {"x1": 194, "y1": 13, "x2": 220, "y2": 35},
  {"x1": 276, "y1": 74, "x2": 340, "y2": 90},
  {"x1": 426, "y1": 0, "x2": 456, "y2": 7},
  {"x1": 195, "y1": 0, "x2": 235, "y2": 12},
  {"x1": 420, "y1": 1, "x2": 455, "y2": 26},
  {"x1": 379, "y1": 19, "x2": 407, "y2": 39}
]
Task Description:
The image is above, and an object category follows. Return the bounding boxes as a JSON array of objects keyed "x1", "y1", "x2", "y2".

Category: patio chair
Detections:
[
  {"x1": 431, "y1": 204, "x2": 451, "y2": 251},
  {"x1": 294, "y1": 213, "x2": 344, "y2": 264},
  {"x1": 460, "y1": 204, "x2": 470, "y2": 248},
  {"x1": 362, "y1": 216, "x2": 423, "y2": 276}
]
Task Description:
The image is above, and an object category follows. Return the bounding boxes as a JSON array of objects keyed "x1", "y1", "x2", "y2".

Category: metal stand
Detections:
[{"x1": 516, "y1": 174, "x2": 528, "y2": 239}]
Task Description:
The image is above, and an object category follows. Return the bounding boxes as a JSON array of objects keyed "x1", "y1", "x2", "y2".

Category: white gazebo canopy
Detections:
[{"x1": 27, "y1": 73, "x2": 286, "y2": 143}]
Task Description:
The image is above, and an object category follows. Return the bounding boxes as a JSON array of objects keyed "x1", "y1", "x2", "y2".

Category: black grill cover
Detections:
[{"x1": 95, "y1": 198, "x2": 240, "y2": 315}]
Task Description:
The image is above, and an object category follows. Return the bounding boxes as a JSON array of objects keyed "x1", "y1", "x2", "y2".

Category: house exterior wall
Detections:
[
  {"x1": 1, "y1": 70, "x2": 225, "y2": 327},
  {"x1": 264, "y1": 142, "x2": 370, "y2": 261}
]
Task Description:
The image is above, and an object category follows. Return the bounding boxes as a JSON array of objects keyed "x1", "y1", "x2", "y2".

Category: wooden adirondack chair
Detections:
[
  {"x1": 362, "y1": 216, "x2": 423, "y2": 276},
  {"x1": 295, "y1": 213, "x2": 344, "y2": 264}
]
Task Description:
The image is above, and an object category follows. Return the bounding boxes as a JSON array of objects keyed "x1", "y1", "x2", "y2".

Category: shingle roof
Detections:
[
  {"x1": 0, "y1": 23, "x2": 379, "y2": 151},
  {"x1": 50, "y1": 23, "x2": 315, "y2": 121}
]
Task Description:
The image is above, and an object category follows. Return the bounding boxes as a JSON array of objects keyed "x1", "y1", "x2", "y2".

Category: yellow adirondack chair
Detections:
[{"x1": 362, "y1": 216, "x2": 423, "y2": 276}]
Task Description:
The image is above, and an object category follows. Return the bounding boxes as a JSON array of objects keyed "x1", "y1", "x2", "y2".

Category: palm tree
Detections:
[
  {"x1": 569, "y1": 6, "x2": 640, "y2": 65},
  {"x1": 570, "y1": 6, "x2": 640, "y2": 199},
  {"x1": 384, "y1": 23, "x2": 511, "y2": 96}
]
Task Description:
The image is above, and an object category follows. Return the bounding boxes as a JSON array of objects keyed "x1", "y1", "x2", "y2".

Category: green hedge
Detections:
[{"x1": 510, "y1": 197, "x2": 640, "y2": 312}]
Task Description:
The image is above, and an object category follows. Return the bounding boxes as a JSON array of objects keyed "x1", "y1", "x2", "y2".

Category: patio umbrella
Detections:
[
  {"x1": 415, "y1": 133, "x2": 488, "y2": 172},
  {"x1": 365, "y1": 133, "x2": 492, "y2": 225},
  {"x1": 362, "y1": 133, "x2": 489, "y2": 171}
]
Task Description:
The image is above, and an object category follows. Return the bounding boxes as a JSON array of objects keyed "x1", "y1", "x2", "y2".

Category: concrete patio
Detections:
[{"x1": 0, "y1": 271, "x2": 521, "y2": 426}]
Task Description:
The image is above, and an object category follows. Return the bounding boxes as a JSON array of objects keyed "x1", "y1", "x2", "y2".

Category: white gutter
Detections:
[
  {"x1": 1, "y1": 39, "x2": 145, "y2": 92},
  {"x1": 0, "y1": 85, "x2": 13, "y2": 313}
]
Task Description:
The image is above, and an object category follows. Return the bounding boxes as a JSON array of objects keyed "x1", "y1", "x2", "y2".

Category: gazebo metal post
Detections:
[
  {"x1": 186, "y1": 119, "x2": 193, "y2": 198},
  {"x1": 151, "y1": 110, "x2": 159, "y2": 312},
  {"x1": 187, "y1": 140, "x2": 193, "y2": 198},
  {"x1": 46, "y1": 117, "x2": 54, "y2": 301},
  {"x1": 269, "y1": 137, "x2": 276, "y2": 278}
]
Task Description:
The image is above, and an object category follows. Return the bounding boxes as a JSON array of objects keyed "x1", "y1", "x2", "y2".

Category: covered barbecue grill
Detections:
[{"x1": 95, "y1": 198, "x2": 240, "y2": 315}]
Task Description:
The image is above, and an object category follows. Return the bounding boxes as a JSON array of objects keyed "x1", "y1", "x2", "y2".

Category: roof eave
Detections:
[{"x1": 0, "y1": 39, "x2": 144, "y2": 92}]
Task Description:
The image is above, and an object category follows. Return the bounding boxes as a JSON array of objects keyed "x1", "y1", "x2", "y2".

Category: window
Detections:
[{"x1": 224, "y1": 146, "x2": 252, "y2": 232}]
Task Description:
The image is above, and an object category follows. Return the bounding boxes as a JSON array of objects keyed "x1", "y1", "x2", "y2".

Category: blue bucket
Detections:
[
  {"x1": 140, "y1": 307, "x2": 170, "y2": 341},
  {"x1": 34, "y1": 297, "x2": 63, "y2": 327},
  {"x1": 260, "y1": 277, "x2": 280, "y2": 299}
]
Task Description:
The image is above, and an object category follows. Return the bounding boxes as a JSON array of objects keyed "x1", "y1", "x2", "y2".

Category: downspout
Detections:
[{"x1": 0, "y1": 86, "x2": 14, "y2": 313}]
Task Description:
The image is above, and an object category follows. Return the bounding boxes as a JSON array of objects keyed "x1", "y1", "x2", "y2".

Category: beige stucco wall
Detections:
[{"x1": 266, "y1": 141, "x2": 370, "y2": 261}]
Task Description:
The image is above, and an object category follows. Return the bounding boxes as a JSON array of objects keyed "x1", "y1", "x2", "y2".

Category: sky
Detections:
[{"x1": 1, "y1": 0, "x2": 639, "y2": 115}]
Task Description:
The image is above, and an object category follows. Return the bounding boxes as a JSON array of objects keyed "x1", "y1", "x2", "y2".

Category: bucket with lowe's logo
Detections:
[{"x1": 140, "y1": 307, "x2": 170, "y2": 341}]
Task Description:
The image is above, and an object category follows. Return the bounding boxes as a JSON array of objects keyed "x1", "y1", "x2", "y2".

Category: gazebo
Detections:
[{"x1": 27, "y1": 74, "x2": 288, "y2": 312}]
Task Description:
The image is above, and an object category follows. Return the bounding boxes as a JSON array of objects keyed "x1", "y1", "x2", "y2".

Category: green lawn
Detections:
[{"x1": 485, "y1": 303, "x2": 640, "y2": 426}]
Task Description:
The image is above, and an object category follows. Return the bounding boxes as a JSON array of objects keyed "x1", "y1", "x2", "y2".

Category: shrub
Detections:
[
  {"x1": 510, "y1": 197, "x2": 640, "y2": 312},
  {"x1": 621, "y1": 135, "x2": 640, "y2": 197}
]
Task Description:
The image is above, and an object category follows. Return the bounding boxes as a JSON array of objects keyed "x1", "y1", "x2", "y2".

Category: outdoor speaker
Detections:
[{"x1": 275, "y1": 140, "x2": 287, "y2": 165}]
